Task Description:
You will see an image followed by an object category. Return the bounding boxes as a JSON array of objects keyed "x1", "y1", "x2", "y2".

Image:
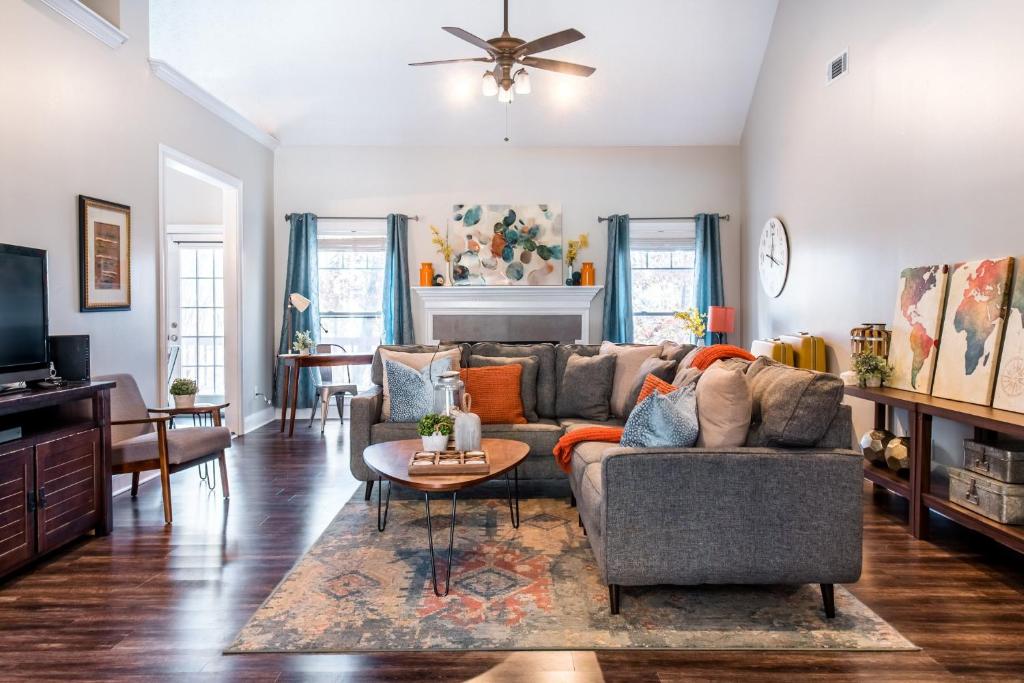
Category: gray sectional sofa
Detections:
[{"x1": 349, "y1": 342, "x2": 863, "y2": 617}]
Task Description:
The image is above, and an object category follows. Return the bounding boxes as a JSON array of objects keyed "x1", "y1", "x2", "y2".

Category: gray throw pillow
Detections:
[
  {"x1": 744, "y1": 356, "x2": 844, "y2": 447},
  {"x1": 471, "y1": 343, "x2": 557, "y2": 417},
  {"x1": 469, "y1": 354, "x2": 540, "y2": 422},
  {"x1": 372, "y1": 344, "x2": 464, "y2": 386},
  {"x1": 555, "y1": 353, "x2": 616, "y2": 421},
  {"x1": 660, "y1": 341, "x2": 697, "y2": 364},
  {"x1": 624, "y1": 357, "x2": 678, "y2": 414}
]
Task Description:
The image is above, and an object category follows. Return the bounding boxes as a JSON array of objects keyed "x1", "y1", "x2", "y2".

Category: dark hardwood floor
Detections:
[{"x1": 1, "y1": 420, "x2": 1022, "y2": 681}]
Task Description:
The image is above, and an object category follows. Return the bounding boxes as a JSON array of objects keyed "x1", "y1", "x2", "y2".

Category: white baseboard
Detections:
[
  {"x1": 243, "y1": 407, "x2": 276, "y2": 434},
  {"x1": 112, "y1": 471, "x2": 158, "y2": 497}
]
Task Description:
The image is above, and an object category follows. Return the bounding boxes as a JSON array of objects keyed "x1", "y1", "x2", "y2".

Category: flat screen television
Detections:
[{"x1": 0, "y1": 244, "x2": 50, "y2": 386}]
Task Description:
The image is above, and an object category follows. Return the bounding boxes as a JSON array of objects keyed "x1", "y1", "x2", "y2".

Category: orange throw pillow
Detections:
[
  {"x1": 691, "y1": 344, "x2": 756, "y2": 371},
  {"x1": 459, "y1": 365, "x2": 527, "y2": 425},
  {"x1": 636, "y1": 373, "x2": 677, "y2": 404}
]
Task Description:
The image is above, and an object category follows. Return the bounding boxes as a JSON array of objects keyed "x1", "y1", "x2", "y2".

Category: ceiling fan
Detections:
[{"x1": 409, "y1": 0, "x2": 595, "y2": 103}]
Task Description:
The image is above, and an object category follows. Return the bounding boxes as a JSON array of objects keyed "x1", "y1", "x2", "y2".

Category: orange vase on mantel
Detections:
[
  {"x1": 580, "y1": 262, "x2": 595, "y2": 286},
  {"x1": 419, "y1": 263, "x2": 434, "y2": 287}
]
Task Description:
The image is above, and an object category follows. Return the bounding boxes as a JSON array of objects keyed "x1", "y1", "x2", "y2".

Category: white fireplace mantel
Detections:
[{"x1": 413, "y1": 286, "x2": 603, "y2": 344}]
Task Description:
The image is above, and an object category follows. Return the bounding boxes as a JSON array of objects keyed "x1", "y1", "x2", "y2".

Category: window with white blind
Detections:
[
  {"x1": 630, "y1": 223, "x2": 697, "y2": 345},
  {"x1": 317, "y1": 223, "x2": 385, "y2": 388}
]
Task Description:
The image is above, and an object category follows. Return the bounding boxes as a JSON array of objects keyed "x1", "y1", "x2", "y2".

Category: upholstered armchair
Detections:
[{"x1": 96, "y1": 374, "x2": 231, "y2": 524}]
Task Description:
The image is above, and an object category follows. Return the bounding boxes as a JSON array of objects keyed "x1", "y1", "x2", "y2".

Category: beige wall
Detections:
[
  {"x1": 164, "y1": 167, "x2": 223, "y2": 226},
  {"x1": 741, "y1": 0, "x2": 1024, "y2": 463},
  {"x1": 0, "y1": 0, "x2": 275, "y2": 425},
  {"x1": 275, "y1": 145, "x2": 742, "y2": 345}
]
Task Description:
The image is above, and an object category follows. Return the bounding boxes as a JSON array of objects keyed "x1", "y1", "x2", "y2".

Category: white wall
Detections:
[
  {"x1": 164, "y1": 167, "x2": 223, "y2": 226},
  {"x1": 0, "y1": 0, "x2": 275, "y2": 426},
  {"x1": 275, "y1": 145, "x2": 742, "y2": 344},
  {"x1": 741, "y1": 0, "x2": 1024, "y2": 462}
]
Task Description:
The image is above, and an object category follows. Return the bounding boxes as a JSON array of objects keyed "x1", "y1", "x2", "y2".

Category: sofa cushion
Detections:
[
  {"x1": 620, "y1": 385, "x2": 699, "y2": 449},
  {"x1": 599, "y1": 341, "x2": 662, "y2": 418},
  {"x1": 695, "y1": 364, "x2": 752, "y2": 448},
  {"x1": 384, "y1": 357, "x2": 452, "y2": 423},
  {"x1": 370, "y1": 420, "x2": 562, "y2": 456},
  {"x1": 625, "y1": 357, "x2": 678, "y2": 413},
  {"x1": 112, "y1": 426, "x2": 231, "y2": 466},
  {"x1": 459, "y1": 365, "x2": 526, "y2": 425},
  {"x1": 570, "y1": 441, "x2": 610, "y2": 492},
  {"x1": 378, "y1": 347, "x2": 461, "y2": 420},
  {"x1": 555, "y1": 353, "x2": 616, "y2": 421},
  {"x1": 469, "y1": 354, "x2": 539, "y2": 422},
  {"x1": 744, "y1": 356, "x2": 844, "y2": 447},
  {"x1": 660, "y1": 341, "x2": 697, "y2": 364},
  {"x1": 557, "y1": 417, "x2": 626, "y2": 432},
  {"x1": 579, "y1": 462, "x2": 604, "y2": 537},
  {"x1": 471, "y1": 343, "x2": 557, "y2": 418},
  {"x1": 372, "y1": 344, "x2": 463, "y2": 386},
  {"x1": 672, "y1": 366, "x2": 703, "y2": 387}
]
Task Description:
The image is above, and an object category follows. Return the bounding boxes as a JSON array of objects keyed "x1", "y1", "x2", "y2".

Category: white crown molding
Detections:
[
  {"x1": 149, "y1": 59, "x2": 280, "y2": 151},
  {"x1": 38, "y1": 0, "x2": 128, "y2": 48}
]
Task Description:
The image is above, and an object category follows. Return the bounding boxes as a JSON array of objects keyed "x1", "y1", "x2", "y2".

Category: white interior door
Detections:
[{"x1": 165, "y1": 230, "x2": 226, "y2": 405}]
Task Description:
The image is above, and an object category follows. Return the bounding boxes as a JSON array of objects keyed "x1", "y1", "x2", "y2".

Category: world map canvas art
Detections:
[
  {"x1": 887, "y1": 265, "x2": 948, "y2": 394},
  {"x1": 993, "y1": 264, "x2": 1024, "y2": 413},
  {"x1": 932, "y1": 257, "x2": 1015, "y2": 406},
  {"x1": 450, "y1": 204, "x2": 563, "y2": 286}
]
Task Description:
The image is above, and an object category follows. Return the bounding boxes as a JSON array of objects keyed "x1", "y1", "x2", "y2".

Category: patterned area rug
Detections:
[{"x1": 228, "y1": 497, "x2": 915, "y2": 652}]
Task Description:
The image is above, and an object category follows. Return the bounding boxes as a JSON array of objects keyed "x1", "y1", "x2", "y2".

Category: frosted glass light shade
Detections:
[
  {"x1": 481, "y1": 71, "x2": 498, "y2": 96},
  {"x1": 513, "y1": 69, "x2": 531, "y2": 94},
  {"x1": 497, "y1": 85, "x2": 514, "y2": 103}
]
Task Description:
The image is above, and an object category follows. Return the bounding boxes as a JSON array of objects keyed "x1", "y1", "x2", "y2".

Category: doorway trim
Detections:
[{"x1": 158, "y1": 144, "x2": 244, "y2": 435}]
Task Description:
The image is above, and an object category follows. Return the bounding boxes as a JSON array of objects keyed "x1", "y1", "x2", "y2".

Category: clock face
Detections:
[{"x1": 758, "y1": 217, "x2": 789, "y2": 297}]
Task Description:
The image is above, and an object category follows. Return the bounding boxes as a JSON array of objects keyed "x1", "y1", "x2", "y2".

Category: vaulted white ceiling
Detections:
[{"x1": 150, "y1": 0, "x2": 777, "y2": 146}]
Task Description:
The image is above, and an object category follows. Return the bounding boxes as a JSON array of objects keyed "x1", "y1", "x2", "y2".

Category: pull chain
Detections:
[{"x1": 504, "y1": 103, "x2": 512, "y2": 143}]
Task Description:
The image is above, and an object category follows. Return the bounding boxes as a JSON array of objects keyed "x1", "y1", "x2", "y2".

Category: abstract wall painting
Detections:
[
  {"x1": 887, "y1": 264, "x2": 948, "y2": 394},
  {"x1": 932, "y1": 257, "x2": 1014, "y2": 405},
  {"x1": 79, "y1": 195, "x2": 131, "y2": 311},
  {"x1": 993, "y1": 264, "x2": 1024, "y2": 413},
  {"x1": 449, "y1": 204, "x2": 563, "y2": 286}
]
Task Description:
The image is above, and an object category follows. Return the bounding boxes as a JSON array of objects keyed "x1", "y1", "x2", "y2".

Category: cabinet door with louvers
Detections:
[
  {"x1": 0, "y1": 447, "x2": 34, "y2": 574},
  {"x1": 35, "y1": 430, "x2": 100, "y2": 554}
]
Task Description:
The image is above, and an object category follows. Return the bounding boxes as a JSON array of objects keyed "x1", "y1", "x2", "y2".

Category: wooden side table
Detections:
[{"x1": 278, "y1": 353, "x2": 373, "y2": 436}]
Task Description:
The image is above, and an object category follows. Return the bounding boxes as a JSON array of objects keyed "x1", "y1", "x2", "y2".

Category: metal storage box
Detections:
[
  {"x1": 963, "y1": 439, "x2": 1024, "y2": 484},
  {"x1": 948, "y1": 466, "x2": 1024, "y2": 525}
]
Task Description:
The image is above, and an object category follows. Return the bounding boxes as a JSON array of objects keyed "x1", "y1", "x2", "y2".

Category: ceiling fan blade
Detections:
[
  {"x1": 515, "y1": 28, "x2": 584, "y2": 57},
  {"x1": 442, "y1": 27, "x2": 497, "y2": 54},
  {"x1": 520, "y1": 56, "x2": 596, "y2": 77},
  {"x1": 409, "y1": 57, "x2": 494, "y2": 66}
]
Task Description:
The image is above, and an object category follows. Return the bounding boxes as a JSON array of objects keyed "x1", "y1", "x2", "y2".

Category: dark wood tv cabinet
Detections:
[{"x1": 0, "y1": 381, "x2": 114, "y2": 579}]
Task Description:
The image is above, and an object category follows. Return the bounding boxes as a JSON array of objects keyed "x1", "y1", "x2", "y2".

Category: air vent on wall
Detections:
[{"x1": 827, "y1": 49, "x2": 848, "y2": 84}]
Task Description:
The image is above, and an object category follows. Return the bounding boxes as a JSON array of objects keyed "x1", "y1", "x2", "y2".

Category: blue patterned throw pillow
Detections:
[
  {"x1": 385, "y1": 357, "x2": 451, "y2": 423},
  {"x1": 620, "y1": 385, "x2": 699, "y2": 448}
]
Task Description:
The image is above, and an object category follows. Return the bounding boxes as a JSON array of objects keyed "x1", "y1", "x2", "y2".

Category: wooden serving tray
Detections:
[{"x1": 408, "y1": 449, "x2": 490, "y2": 476}]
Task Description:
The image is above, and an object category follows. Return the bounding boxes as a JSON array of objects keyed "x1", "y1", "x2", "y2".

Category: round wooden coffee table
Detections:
[{"x1": 363, "y1": 438, "x2": 529, "y2": 597}]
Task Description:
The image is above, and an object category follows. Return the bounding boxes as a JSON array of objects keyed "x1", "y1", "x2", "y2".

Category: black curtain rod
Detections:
[
  {"x1": 597, "y1": 214, "x2": 731, "y2": 223},
  {"x1": 284, "y1": 214, "x2": 420, "y2": 222}
]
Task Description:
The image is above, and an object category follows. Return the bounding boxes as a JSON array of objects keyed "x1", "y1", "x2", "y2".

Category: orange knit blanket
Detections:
[
  {"x1": 691, "y1": 344, "x2": 756, "y2": 371},
  {"x1": 552, "y1": 426, "x2": 624, "y2": 474}
]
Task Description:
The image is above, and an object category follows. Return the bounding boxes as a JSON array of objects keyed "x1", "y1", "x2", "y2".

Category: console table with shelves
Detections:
[
  {"x1": 846, "y1": 385, "x2": 1024, "y2": 553},
  {"x1": 0, "y1": 381, "x2": 114, "y2": 579}
]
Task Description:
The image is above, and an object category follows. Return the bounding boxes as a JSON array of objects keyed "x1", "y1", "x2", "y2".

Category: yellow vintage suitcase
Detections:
[
  {"x1": 751, "y1": 338, "x2": 795, "y2": 366},
  {"x1": 779, "y1": 333, "x2": 828, "y2": 372}
]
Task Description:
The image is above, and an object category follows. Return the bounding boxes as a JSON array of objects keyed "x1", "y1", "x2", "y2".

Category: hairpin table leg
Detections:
[
  {"x1": 376, "y1": 476, "x2": 391, "y2": 532},
  {"x1": 505, "y1": 467, "x2": 520, "y2": 528},
  {"x1": 424, "y1": 492, "x2": 458, "y2": 597}
]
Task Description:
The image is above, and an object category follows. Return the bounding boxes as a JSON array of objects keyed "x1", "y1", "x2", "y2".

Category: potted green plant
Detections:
[
  {"x1": 852, "y1": 350, "x2": 893, "y2": 388},
  {"x1": 169, "y1": 377, "x2": 199, "y2": 408},
  {"x1": 292, "y1": 330, "x2": 314, "y2": 355},
  {"x1": 417, "y1": 413, "x2": 454, "y2": 452}
]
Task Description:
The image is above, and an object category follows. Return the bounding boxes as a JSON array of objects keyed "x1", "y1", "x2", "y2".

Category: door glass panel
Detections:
[{"x1": 174, "y1": 244, "x2": 225, "y2": 402}]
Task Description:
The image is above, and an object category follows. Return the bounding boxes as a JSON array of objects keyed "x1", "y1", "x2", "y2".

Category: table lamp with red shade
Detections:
[{"x1": 708, "y1": 306, "x2": 736, "y2": 345}]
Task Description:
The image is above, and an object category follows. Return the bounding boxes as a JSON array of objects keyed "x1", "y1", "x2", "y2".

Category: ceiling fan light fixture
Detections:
[
  {"x1": 513, "y1": 68, "x2": 531, "y2": 95},
  {"x1": 497, "y1": 84, "x2": 514, "y2": 103},
  {"x1": 481, "y1": 71, "x2": 498, "y2": 96}
]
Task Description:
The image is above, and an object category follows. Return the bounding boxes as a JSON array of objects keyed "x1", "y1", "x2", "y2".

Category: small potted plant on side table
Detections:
[
  {"x1": 418, "y1": 413, "x2": 454, "y2": 452},
  {"x1": 852, "y1": 350, "x2": 894, "y2": 388},
  {"x1": 170, "y1": 377, "x2": 199, "y2": 409},
  {"x1": 292, "y1": 330, "x2": 314, "y2": 355}
]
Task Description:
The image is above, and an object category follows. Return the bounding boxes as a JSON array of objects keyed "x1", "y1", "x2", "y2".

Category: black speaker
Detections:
[{"x1": 48, "y1": 335, "x2": 90, "y2": 381}]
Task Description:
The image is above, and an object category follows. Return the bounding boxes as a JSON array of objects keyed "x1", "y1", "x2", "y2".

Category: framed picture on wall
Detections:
[{"x1": 79, "y1": 195, "x2": 131, "y2": 311}]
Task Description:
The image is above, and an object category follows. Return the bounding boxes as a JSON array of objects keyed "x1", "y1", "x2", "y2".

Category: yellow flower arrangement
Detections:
[
  {"x1": 674, "y1": 307, "x2": 707, "y2": 340},
  {"x1": 566, "y1": 233, "x2": 589, "y2": 268},
  {"x1": 430, "y1": 225, "x2": 452, "y2": 263}
]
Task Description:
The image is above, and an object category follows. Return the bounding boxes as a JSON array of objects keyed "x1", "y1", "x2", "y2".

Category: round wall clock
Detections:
[{"x1": 758, "y1": 217, "x2": 789, "y2": 297}]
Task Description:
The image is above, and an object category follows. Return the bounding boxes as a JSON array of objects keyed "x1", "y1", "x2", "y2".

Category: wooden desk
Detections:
[{"x1": 278, "y1": 353, "x2": 373, "y2": 436}]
